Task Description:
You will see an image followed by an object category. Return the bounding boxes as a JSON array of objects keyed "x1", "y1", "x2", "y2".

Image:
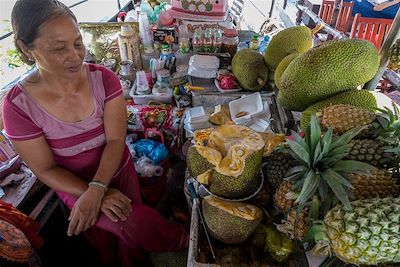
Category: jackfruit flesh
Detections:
[
  {"x1": 277, "y1": 39, "x2": 380, "y2": 111},
  {"x1": 209, "y1": 105, "x2": 231, "y2": 125},
  {"x1": 186, "y1": 125, "x2": 265, "y2": 198}
]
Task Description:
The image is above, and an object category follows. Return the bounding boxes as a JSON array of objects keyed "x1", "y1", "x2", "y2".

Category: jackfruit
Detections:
[
  {"x1": 186, "y1": 125, "x2": 265, "y2": 198},
  {"x1": 202, "y1": 196, "x2": 263, "y2": 244},
  {"x1": 232, "y1": 49, "x2": 268, "y2": 91},
  {"x1": 264, "y1": 26, "x2": 313, "y2": 72},
  {"x1": 277, "y1": 39, "x2": 380, "y2": 111},
  {"x1": 300, "y1": 90, "x2": 396, "y2": 130},
  {"x1": 208, "y1": 104, "x2": 231, "y2": 125},
  {"x1": 274, "y1": 53, "x2": 300, "y2": 88}
]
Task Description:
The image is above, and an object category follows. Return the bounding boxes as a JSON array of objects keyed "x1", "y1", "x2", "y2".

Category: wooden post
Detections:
[{"x1": 365, "y1": 9, "x2": 400, "y2": 90}]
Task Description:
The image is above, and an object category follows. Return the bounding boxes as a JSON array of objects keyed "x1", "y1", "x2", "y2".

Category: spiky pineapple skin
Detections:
[
  {"x1": 320, "y1": 104, "x2": 376, "y2": 134},
  {"x1": 273, "y1": 180, "x2": 297, "y2": 210},
  {"x1": 389, "y1": 39, "x2": 400, "y2": 71},
  {"x1": 264, "y1": 151, "x2": 296, "y2": 188},
  {"x1": 346, "y1": 139, "x2": 393, "y2": 168},
  {"x1": 325, "y1": 197, "x2": 400, "y2": 266},
  {"x1": 349, "y1": 170, "x2": 400, "y2": 199},
  {"x1": 288, "y1": 208, "x2": 309, "y2": 240}
]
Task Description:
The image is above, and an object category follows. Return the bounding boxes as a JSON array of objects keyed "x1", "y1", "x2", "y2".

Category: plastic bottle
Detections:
[
  {"x1": 139, "y1": 11, "x2": 154, "y2": 54},
  {"x1": 125, "y1": 6, "x2": 140, "y2": 22},
  {"x1": 250, "y1": 34, "x2": 259, "y2": 50},
  {"x1": 118, "y1": 25, "x2": 136, "y2": 62},
  {"x1": 175, "y1": 26, "x2": 191, "y2": 65}
]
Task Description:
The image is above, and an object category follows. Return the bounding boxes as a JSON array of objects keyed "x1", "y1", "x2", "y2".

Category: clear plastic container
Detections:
[{"x1": 222, "y1": 29, "x2": 238, "y2": 57}]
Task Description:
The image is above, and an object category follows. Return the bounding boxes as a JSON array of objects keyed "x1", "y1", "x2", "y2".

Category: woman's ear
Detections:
[{"x1": 17, "y1": 39, "x2": 34, "y2": 61}]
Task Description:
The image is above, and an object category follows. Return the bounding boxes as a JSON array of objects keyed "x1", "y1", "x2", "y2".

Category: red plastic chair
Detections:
[
  {"x1": 350, "y1": 13, "x2": 393, "y2": 49},
  {"x1": 318, "y1": 0, "x2": 335, "y2": 25},
  {"x1": 335, "y1": 1, "x2": 354, "y2": 33}
]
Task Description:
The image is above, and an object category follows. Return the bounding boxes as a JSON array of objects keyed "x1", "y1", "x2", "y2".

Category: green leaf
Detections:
[
  {"x1": 310, "y1": 196, "x2": 320, "y2": 221},
  {"x1": 318, "y1": 180, "x2": 329, "y2": 201},
  {"x1": 310, "y1": 115, "x2": 321, "y2": 157},
  {"x1": 322, "y1": 173, "x2": 352, "y2": 210},
  {"x1": 322, "y1": 169, "x2": 353, "y2": 189},
  {"x1": 320, "y1": 128, "x2": 333, "y2": 159},
  {"x1": 331, "y1": 127, "x2": 365, "y2": 149},
  {"x1": 313, "y1": 142, "x2": 323, "y2": 164},
  {"x1": 295, "y1": 170, "x2": 319, "y2": 204},
  {"x1": 291, "y1": 130, "x2": 310, "y2": 154},
  {"x1": 285, "y1": 166, "x2": 308, "y2": 177},
  {"x1": 332, "y1": 160, "x2": 376, "y2": 173},
  {"x1": 287, "y1": 139, "x2": 310, "y2": 166}
]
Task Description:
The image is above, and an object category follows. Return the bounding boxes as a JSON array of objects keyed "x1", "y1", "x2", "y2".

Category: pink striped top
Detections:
[{"x1": 2, "y1": 63, "x2": 130, "y2": 181}]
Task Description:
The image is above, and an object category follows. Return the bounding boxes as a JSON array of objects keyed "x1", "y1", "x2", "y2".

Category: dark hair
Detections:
[{"x1": 11, "y1": 0, "x2": 77, "y2": 65}]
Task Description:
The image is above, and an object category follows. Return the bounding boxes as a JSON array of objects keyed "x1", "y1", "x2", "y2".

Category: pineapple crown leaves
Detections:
[
  {"x1": 284, "y1": 115, "x2": 376, "y2": 210},
  {"x1": 373, "y1": 105, "x2": 400, "y2": 145}
]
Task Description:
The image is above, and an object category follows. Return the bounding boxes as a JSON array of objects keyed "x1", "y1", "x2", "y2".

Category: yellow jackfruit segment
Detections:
[
  {"x1": 194, "y1": 128, "x2": 213, "y2": 146},
  {"x1": 258, "y1": 133, "x2": 286, "y2": 157},
  {"x1": 197, "y1": 169, "x2": 213, "y2": 185},
  {"x1": 209, "y1": 105, "x2": 231, "y2": 125},
  {"x1": 194, "y1": 146, "x2": 222, "y2": 166},
  {"x1": 216, "y1": 145, "x2": 249, "y2": 177},
  {"x1": 208, "y1": 125, "x2": 265, "y2": 157},
  {"x1": 204, "y1": 196, "x2": 262, "y2": 221}
]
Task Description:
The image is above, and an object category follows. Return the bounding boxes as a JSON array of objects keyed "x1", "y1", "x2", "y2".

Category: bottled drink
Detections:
[
  {"x1": 203, "y1": 28, "x2": 213, "y2": 53},
  {"x1": 213, "y1": 29, "x2": 223, "y2": 53},
  {"x1": 192, "y1": 28, "x2": 203, "y2": 53}
]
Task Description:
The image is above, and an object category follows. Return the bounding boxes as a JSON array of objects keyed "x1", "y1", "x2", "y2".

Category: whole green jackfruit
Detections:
[
  {"x1": 300, "y1": 90, "x2": 395, "y2": 130},
  {"x1": 278, "y1": 39, "x2": 380, "y2": 111},
  {"x1": 274, "y1": 53, "x2": 300, "y2": 87},
  {"x1": 202, "y1": 196, "x2": 263, "y2": 244},
  {"x1": 264, "y1": 26, "x2": 313, "y2": 72},
  {"x1": 232, "y1": 49, "x2": 268, "y2": 91}
]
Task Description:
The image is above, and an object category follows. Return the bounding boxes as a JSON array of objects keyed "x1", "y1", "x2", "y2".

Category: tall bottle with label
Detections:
[
  {"x1": 138, "y1": 11, "x2": 154, "y2": 54},
  {"x1": 192, "y1": 28, "x2": 203, "y2": 53},
  {"x1": 175, "y1": 25, "x2": 191, "y2": 65},
  {"x1": 118, "y1": 25, "x2": 135, "y2": 63}
]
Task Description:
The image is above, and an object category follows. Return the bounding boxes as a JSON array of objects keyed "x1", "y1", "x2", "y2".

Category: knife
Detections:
[{"x1": 187, "y1": 179, "x2": 216, "y2": 260}]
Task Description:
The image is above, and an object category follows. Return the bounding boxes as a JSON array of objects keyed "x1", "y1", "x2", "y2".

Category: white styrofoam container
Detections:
[
  {"x1": 187, "y1": 106, "x2": 208, "y2": 123},
  {"x1": 245, "y1": 118, "x2": 271, "y2": 132},
  {"x1": 189, "y1": 55, "x2": 220, "y2": 70},
  {"x1": 129, "y1": 85, "x2": 172, "y2": 104},
  {"x1": 229, "y1": 92, "x2": 264, "y2": 125}
]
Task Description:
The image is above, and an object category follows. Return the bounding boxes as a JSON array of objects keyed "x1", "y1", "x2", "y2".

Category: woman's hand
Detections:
[
  {"x1": 101, "y1": 188, "x2": 132, "y2": 222},
  {"x1": 67, "y1": 187, "x2": 104, "y2": 236}
]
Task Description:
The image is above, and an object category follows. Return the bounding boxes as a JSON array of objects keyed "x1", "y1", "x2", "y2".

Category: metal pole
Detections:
[
  {"x1": 365, "y1": 9, "x2": 400, "y2": 90},
  {"x1": 296, "y1": 0, "x2": 306, "y2": 25},
  {"x1": 270, "y1": 0, "x2": 277, "y2": 17}
]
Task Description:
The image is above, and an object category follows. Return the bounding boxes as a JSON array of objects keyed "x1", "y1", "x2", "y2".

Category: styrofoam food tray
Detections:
[{"x1": 229, "y1": 92, "x2": 264, "y2": 125}]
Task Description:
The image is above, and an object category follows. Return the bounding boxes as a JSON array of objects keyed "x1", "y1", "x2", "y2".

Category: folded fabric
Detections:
[{"x1": 0, "y1": 201, "x2": 43, "y2": 249}]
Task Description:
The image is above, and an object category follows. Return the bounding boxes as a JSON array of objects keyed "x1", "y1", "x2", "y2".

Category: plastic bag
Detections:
[
  {"x1": 134, "y1": 156, "x2": 164, "y2": 178},
  {"x1": 132, "y1": 139, "x2": 168, "y2": 164}
]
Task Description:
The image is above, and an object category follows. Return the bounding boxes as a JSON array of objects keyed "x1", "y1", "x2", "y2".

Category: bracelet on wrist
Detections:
[{"x1": 88, "y1": 181, "x2": 108, "y2": 191}]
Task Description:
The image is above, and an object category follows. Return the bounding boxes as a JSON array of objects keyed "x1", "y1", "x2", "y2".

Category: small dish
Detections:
[{"x1": 214, "y1": 79, "x2": 242, "y2": 93}]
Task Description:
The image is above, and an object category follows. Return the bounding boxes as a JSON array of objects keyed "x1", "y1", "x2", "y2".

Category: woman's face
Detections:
[{"x1": 29, "y1": 15, "x2": 85, "y2": 78}]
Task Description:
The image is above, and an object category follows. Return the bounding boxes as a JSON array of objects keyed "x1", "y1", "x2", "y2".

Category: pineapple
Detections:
[
  {"x1": 348, "y1": 170, "x2": 399, "y2": 199},
  {"x1": 389, "y1": 38, "x2": 400, "y2": 71},
  {"x1": 311, "y1": 197, "x2": 400, "y2": 266},
  {"x1": 274, "y1": 116, "x2": 374, "y2": 211},
  {"x1": 273, "y1": 180, "x2": 297, "y2": 210},
  {"x1": 264, "y1": 150, "x2": 296, "y2": 188},
  {"x1": 319, "y1": 104, "x2": 376, "y2": 134},
  {"x1": 346, "y1": 139, "x2": 392, "y2": 168},
  {"x1": 276, "y1": 207, "x2": 310, "y2": 241}
]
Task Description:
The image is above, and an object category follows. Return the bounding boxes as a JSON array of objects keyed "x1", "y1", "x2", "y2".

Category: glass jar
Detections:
[
  {"x1": 222, "y1": 29, "x2": 238, "y2": 57},
  {"x1": 192, "y1": 28, "x2": 203, "y2": 53},
  {"x1": 213, "y1": 29, "x2": 223, "y2": 53},
  {"x1": 203, "y1": 28, "x2": 213, "y2": 53}
]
